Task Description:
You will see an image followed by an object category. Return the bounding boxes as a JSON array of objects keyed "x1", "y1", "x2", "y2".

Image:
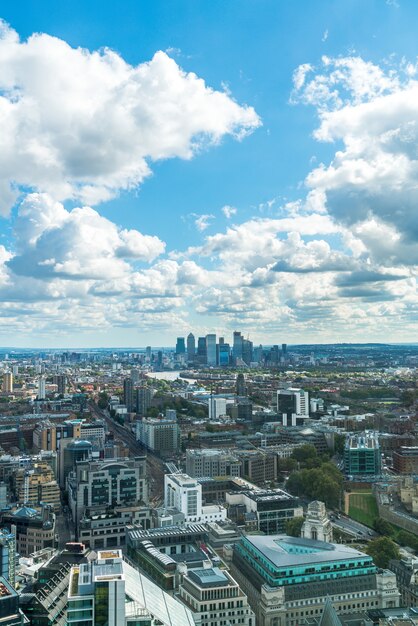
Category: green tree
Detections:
[
  {"x1": 97, "y1": 392, "x2": 109, "y2": 410},
  {"x1": 373, "y1": 518, "x2": 394, "y2": 537},
  {"x1": 366, "y1": 537, "x2": 400, "y2": 569},
  {"x1": 334, "y1": 433, "x2": 346, "y2": 455},
  {"x1": 285, "y1": 517, "x2": 304, "y2": 537}
]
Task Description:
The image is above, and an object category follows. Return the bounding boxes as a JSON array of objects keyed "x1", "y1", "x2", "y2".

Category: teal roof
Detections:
[{"x1": 13, "y1": 506, "x2": 38, "y2": 519}]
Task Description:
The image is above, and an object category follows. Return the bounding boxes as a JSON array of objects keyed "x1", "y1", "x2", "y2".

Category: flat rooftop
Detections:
[
  {"x1": 189, "y1": 567, "x2": 229, "y2": 588},
  {"x1": 241, "y1": 488, "x2": 294, "y2": 502},
  {"x1": 242, "y1": 535, "x2": 370, "y2": 568}
]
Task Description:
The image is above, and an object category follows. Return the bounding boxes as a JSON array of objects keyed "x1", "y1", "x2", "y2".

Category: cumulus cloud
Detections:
[
  {"x1": 8, "y1": 193, "x2": 165, "y2": 281},
  {"x1": 0, "y1": 20, "x2": 260, "y2": 215},
  {"x1": 293, "y1": 54, "x2": 418, "y2": 267}
]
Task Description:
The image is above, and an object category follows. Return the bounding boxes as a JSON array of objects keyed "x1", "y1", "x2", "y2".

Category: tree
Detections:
[
  {"x1": 97, "y1": 392, "x2": 109, "y2": 410},
  {"x1": 366, "y1": 537, "x2": 400, "y2": 569},
  {"x1": 334, "y1": 433, "x2": 346, "y2": 455},
  {"x1": 291, "y1": 444, "x2": 318, "y2": 465},
  {"x1": 286, "y1": 517, "x2": 304, "y2": 537},
  {"x1": 373, "y1": 518, "x2": 394, "y2": 537}
]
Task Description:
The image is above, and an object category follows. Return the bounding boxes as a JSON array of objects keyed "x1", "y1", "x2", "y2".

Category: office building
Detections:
[
  {"x1": 67, "y1": 456, "x2": 148, "y2": 524},
  {"x1": 126, "y1": 524, "x2": 208, "y2": 591},
  {"x1": 206, "y1": 334, "x2": 217, "y2": 366},
  {"x1": 123, "y1": 377, "x2": 134, "y2": 413},
  {"x1": 229, "y1": 534, "x2": 399, "y2": 626},
  {"x1": 58, "y1": 438, "x2": 93, "y2": 488},
  {"x1": 78, "y1": 505, "x2": 151, "y2": 549},
  {"x1": 393, "y1": 447, "x2": 418, "y2": 474},
  {"x1": 226, "y1": 488, "x2": 303, "y2": 534},
  {"x1": 344, "y1": 432, "x2": 381, "y2": 476},
  {"x1": 208, "y1": 397, "x2": 227, "y2": 420},
  {"x1": 242, "y1": 338, "x2": 253, "y2": 365},
  {"x1": 187, "y1": 333, "x2": 196, "y2": 362},
  {"x1": 0, "y1": 577, "x2": 25, "y2": 626},
  {"x1": 0, "y1": 529, "x2": 15, "y2": 585},
  {"x1": 277, "y1": 388, "x2": 309, "y2": 423},
  {"x1": 235, "y1": 449, "x2": 277, "y2": 485},
  {"x1": 15, "y1": 462, "x2": 61, "y2": 511},
  {"x1": 197, "y1": 337, "x2": 207, "y2": 365},
  {"x1": 179, "y1": 565, "x2": 255, "y2": 626},
  {"x1": 186, "y1": 449, "x2": 241, "y2": 479},
  {"x1": 164, "y1": 473, "x2": 227, "y2": 524},
  {"x1": 176, "y1": 337, "x2": 186, "y2": 355},
  {"x1": 2, "y1": 372, "x2": 13, "y2": 393},
  {"x1": 1, "y1": 505, "x2": 56, "y2": 556},
  {"x1": 136, "y1": 417, "x2": 180, "y2": 455},
  {"x1": 67, "y1": 549, "x2": 195, "y2": 626},
  {"x1": 218, "y1": 342, "x2": 230, "y2": 366},
  {"x1": 233, "y1": 331, "x2": 243, "y2": 363}
]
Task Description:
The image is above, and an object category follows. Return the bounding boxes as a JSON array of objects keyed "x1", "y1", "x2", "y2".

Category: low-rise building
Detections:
[{"x1": 226, "y1": 488, "x2": 303, "y2": 533}]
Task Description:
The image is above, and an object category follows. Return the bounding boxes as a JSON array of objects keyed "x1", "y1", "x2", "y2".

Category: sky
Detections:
[{"x1": 0, "y1": 0, "x2": 417, "y2": 347}]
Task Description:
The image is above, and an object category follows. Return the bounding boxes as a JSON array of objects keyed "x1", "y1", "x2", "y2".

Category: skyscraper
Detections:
[
  {"x1": 187, "y1": 332, "x2": 195, "y2": 362},
  {"x1": 233, "y1": 331, "x2": 243, "y2": 363},
  {"x1": 175, "y1": 337, "x2": 186, "y2": 354},
  {"x1": 197, "y1": 336, "x2": 207, "y2": 365},
  {"x1": 206, "y1": 333, "x2": 217, "y2": 366},
  {"x1": 219, "y1": 342, "x2": 230, "y2": 366}
]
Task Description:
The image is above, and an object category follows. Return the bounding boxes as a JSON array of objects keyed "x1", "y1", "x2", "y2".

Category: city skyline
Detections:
[{"x1": 0, "y1": 1, "x2": 417, "y2": 347}]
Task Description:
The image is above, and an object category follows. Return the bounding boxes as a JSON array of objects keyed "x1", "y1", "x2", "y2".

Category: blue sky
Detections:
[{"x1": 0, "y1": 0, "x2": 417, "y2": 347}]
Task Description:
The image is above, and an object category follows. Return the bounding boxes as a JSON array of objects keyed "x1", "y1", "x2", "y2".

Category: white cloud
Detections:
[
  {"x1": 221, "y1": 205, "x2": 237, "y2": 219},
  {"x1": 9, "y1": 193, "x2": 165, "y2": 281},
  {"x1": 194, "y1": 214, "x2": 215, "y2": 232},
  {"x1": 0, "y1": 20, "x2": 261, "y2": 215}
]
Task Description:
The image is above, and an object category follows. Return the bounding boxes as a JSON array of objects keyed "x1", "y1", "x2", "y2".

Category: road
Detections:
[
  {"x1": 88, "y1": 401, "x2": 165, "y2": 501},
  {"x1": 331, "y1": 515, "x2": 378, "y2": 539}
]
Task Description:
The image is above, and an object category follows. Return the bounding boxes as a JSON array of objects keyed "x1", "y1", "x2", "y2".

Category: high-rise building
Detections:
[
  {"x1": 164, "y1": 473, "x2": 227, "y2": 524},
  {"x1": 0, "y1": 577, "x2": 24, "y2": 626},
  {"x1": 145, "y1": 345, "x2": 152, "y2": 359},
  {"x1": 197, "y1": 337, "x2": 207, "y2": 365},
  {"x1": 208, "y1": 397, "x2": 227, "y2": 419},
  {"x1": 236, "y1": 373, "x2": 246, "y2": 396},
  {"x1": 187, "y1": 332, "x2": 195, "y2": 362},
  {"x1": 53, "y1": 374, "x2": 67, "y2": 395},
  {"x1": 0, "y1": 505, "x2": 56, "y2": 556},
  {"x1": 123, "y1": 377, "x2": 134, "y2": 412},
  {"x1": 38, "y1": 376, "x2": 46, "y2": 400},
  {"x1": 67, "y1": 549, "x2": 195, "y2": 626},
  {"x1": 206, "y1": 333, "x2": 217, "y2": 366},
  {"x1": 67, "y1": 457, "x2": 148, "y2": 524},
  {"x1": 136, "y1": 385, "x2": 152, "y2": 415},
  {"x1": 136, "y1": 417, "x2": 180, "y2": 455},
  {"x1": 2, "y1": 372, "x2": 13, "y2": 393},
  {"x1": 242, "y1": 338, "x2": 253, "y2": 365},
  {"x1": 175, "y1": 337, "x2": 186, "y2": 355},
  {"x1": 218, "y1": 342, "x2": 230, "y2": 366},
  {"x1": 233, "y1": 331, "x2": 243, "y2": 362},
  {"x1": 0, "y1": 529, "x2": 16, "y2": 585},
  {"x1": 277, "y1": 388, "x2": 309, "y2": 426}
]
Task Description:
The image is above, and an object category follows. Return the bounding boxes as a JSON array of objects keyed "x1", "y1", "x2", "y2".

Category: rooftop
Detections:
[
  {"x1": 188, "y1": 567, "x2": 229, "y2": 588},
  {"x1": 241, "y1": 535, "x2": 371, "y2": 568}
]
